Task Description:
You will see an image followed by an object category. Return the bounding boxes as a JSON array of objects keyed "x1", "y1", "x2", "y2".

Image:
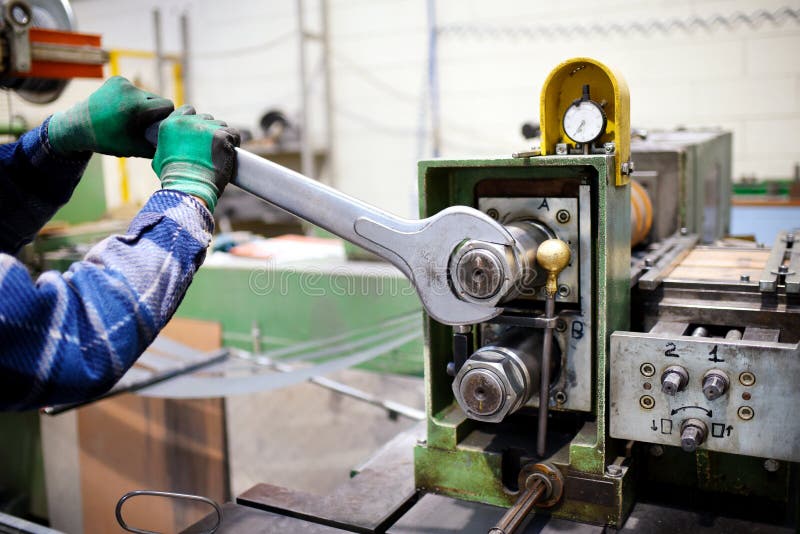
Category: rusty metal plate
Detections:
[{"x1": 236, "y1": 427, "x2": 420, "y2": 533}]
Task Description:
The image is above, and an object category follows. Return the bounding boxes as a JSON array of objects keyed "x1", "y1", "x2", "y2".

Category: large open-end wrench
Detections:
[
  {"x1": 146, "y1": 123, "x2": 523, "y2": 325},
  {"x1": 233, "y1": 150, "x2": 520, "y2": 325}
]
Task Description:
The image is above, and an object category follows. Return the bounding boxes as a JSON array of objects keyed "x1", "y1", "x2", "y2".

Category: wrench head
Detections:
[{"x1": 355, "y1": 206, "x2": 517, "y2": 325}]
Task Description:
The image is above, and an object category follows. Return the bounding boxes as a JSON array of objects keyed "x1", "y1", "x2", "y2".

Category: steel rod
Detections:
[
  {"x1": 537, "y1": 296, "x2": 555, "y2": 457},
  {"x1": 489, "y1": 479, "x2": 546, "y2": 534}
]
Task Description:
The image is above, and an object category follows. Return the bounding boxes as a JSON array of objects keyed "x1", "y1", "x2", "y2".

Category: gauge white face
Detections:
[{"x1": 562, "y1": 101, "x2": 606, "y2": 144}]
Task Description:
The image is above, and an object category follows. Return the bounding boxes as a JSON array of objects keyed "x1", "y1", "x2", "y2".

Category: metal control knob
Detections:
[
  {"x1": 702, "y1": 369, "x2": 730, "y2": 401},
  {"x1": 661, "y1": 365, "x2": 689, "y2": 396},
  {"x1": 680, "y1": 418, "x2": 708, "y2": 452}
]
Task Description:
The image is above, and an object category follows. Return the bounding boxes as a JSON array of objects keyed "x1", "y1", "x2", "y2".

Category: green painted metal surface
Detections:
[
  {"x1": 413, "y1": 154, "x2": 633, "y2": 526},
  {"x1": 174, "y1": 261, "x2": 425, "y2": 376},
  {"x1": 51, "y1": 155, "x2": 107, "y2": 226}
]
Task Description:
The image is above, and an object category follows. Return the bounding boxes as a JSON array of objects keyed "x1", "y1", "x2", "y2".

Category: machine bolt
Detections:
[
  {"x1": 555, "y1": 209, "x2": 571, "y2": 224},
  {"x1": 778, "y1": 265, "x2": 789, "y2": 274},
  {"x1": 661, "y1": 365, "x2": 689, "y2": 396},
  {"x1": 9, "y1": 2, "x2": 32, "y2": 26},
  {"x1": 649, "y1": 445, "x2": 664, "y2": 457},
  {"x1": 680, "y1": 419, "x2": 708, "y2": 452},
  {"x1": 764, "y1": 459, "x2": 780, "y2": 472},
  {"x1": 621, "y1": 161, "x2": 635, "y2": 175},
  {"x1": 606, "y1": 464, "x2": 623, "y2": 478},
  {"x1": 737, "y1": 405, "x2": 754, "y2": 421},
  {"x1": 455, "y1": 248, "x2": 504, "y2": 300},
  {"x1": 702, "y1": 370, "x2": 730, "y2": 401},
  {"x1": 604, "y1": 142, "x2": 615, "y2": 154},
  {"x1": 640, "y1": 362, "x2": 656, "y2": 377},
  {"x1": 739, "y1": 371, "x2": 756, "y2": 386},
  {"x1": 785, "y1": 233, "x2": 795, "y2": 245},
  {"x1": 458, "y1": 368, "x2": 507, "y2": 417},
  {"x1": 740, "y1": 274, "x2": 750, "y2": 282},
  {"x1": 680, "y1": 227, "x2": 688, "y2": 236},
  {"x1": 453, "y1": 324, "x2": 472, "y2": 334},
  {"x1": 644, "y1": 257, "x2": 654, "y2": 267},
  {"x1": 556, "y1": 143, "x2": 568, "y2": 155}
]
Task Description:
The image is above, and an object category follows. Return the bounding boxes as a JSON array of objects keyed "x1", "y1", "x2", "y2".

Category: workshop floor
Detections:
[{"x1": 225, "y1": 369, "x2": 425, "y2": 496}]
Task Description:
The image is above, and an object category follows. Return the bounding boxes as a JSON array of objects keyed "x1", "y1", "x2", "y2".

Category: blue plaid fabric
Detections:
[{"x1": 0, "y1": 121, "x2": 214, "y2": 410}]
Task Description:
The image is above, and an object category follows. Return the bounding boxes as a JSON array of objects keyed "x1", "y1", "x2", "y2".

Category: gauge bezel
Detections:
[{"x1": 562, "y1": 100, "x2": 607, "y2": 144}]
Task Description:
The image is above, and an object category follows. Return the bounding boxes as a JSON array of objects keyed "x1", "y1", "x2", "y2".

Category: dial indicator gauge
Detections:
[{"x1": 562, "y1": 100, "x2": 606, "y2": 144}]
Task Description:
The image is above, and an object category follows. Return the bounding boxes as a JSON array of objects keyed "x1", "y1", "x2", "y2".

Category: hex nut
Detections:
[{"x1": 453, "y1": 350, "x2": 527, "y2": 423}]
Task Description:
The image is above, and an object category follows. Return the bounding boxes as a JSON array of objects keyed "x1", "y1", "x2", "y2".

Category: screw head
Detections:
[
  {"x1": 606, "y1": 464, "x2": 623, "y2": 477},
  {"x1": 486, "y1": 208, "x2": 499, "y2": 220},
  {"x1": 455, "y1": 249, "x2": 504, "y2": 300},
  {"x1": 649, "y1": 445, "x2": 664, "y2": 457},
  {"x1": 554, "y1": 391, "x2": 568, "y2": 404},
  {"x1": 604, "y1": 142, "x2": 615, "y2": 154},
  {"x1": 556, "y1": 143, "x2": 568, "y2": 155},
  {"x1": 764, "y1": 459, "x2": 780, "y2": 472},
  {"x1": 640, "y1": 363, "x2": 656, "y2": 377},
  {"x1": 557, "y1": 285, "x2": 571, "y2": 297},
  {"x1": 639, "y1": 395, "x2": 655, "y2": 410},
  {"x1": 555, "y1": 209, "x2": 571, "y2": 224},
  {"x1": 740, "y1": 274, "x2": 750, "y2": 282}
]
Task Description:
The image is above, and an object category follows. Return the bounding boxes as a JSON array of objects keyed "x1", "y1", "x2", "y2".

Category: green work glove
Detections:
[
  {"x1": 48, "y1": 76, "x2": 174, "y2": 158},
  {"x1": 152, "y1": 105, "x2": 241, "y2": 212}
]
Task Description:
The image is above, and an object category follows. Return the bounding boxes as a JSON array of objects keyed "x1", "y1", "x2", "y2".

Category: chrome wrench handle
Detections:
[{"x1": 234, "y1": 149, "x2": 515, "y2": 325}]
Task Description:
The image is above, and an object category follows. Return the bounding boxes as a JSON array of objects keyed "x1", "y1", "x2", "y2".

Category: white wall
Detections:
[{"x1": 12, "y1": 0, "x2": 800, "y2": 216}]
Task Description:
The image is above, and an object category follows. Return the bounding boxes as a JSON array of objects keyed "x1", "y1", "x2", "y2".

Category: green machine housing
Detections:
[{"x1": 414, "y1": 153, "x2": 634, "y2": 526}]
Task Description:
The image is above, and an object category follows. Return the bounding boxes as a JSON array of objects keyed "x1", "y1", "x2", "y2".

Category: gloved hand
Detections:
[
  {"x1": 152, "y1": 105, "x2": 241, "y2": 212},
  {"x1": 48, "y1": 76, "x2": 174, "y2": 158}
]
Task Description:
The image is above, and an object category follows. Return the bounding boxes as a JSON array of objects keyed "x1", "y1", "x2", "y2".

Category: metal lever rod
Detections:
[
  {"x1": 534, "y1": 239, "x2": 571, "y2": 457},
  {"x1": 489, "y1": 478, "x2": 546, "y2": 534},
  {"x1": 489, "y1": 462, "x2": 564, "y2": 534},
  {"x1": 234, "y1": 149, "x2": 515, "y2": 325}
]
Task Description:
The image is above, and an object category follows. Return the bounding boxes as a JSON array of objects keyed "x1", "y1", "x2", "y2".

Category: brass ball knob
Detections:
[{"x1": 536, "y1": 239, "x2": 571, "y2": 297}]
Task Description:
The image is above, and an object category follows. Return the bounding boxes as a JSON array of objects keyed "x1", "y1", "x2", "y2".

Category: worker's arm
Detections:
[
  {"x1": 0, "y1": 190, "x2": 212, "y2": 410},
  {"x1": 0, "y1": 107, "x2": 238, "y2": 411},
  {"x1": 0, "y1": 119, "x2": 90, "y2": 254},
  {"x1": 0, "y1": 77, "x2": 173, "y2": 254}
]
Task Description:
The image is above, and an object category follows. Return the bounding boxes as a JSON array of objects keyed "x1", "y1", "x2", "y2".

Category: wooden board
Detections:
[
  {"x1": 667, "y1": 248, "x2": 770, "y2": 282},
  {"x1": 77, "y1": 318, "x2": 228, "y2": 533}
]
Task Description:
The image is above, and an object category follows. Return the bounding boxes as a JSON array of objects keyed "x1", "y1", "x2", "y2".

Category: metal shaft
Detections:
[
  {"x1": 489, "y1": 479, "x2": 546, "y2": 534},
  {"x1": 537, "y1": 296, "x2": 555, "y2": 457}
]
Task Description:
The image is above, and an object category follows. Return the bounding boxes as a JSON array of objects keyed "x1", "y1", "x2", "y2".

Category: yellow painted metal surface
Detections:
[{"x1": 539, "y1": 57, "x2": 631, "y2": 186}]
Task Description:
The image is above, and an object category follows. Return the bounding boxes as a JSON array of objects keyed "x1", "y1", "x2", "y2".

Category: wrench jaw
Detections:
[{"x1": 355, "y1": 206, "x2": 518, "y2": 326}]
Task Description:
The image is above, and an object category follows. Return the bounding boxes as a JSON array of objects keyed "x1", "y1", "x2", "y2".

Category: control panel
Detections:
[{"x1": 610, "y1": 328, "x2": 800, "y2": 462}]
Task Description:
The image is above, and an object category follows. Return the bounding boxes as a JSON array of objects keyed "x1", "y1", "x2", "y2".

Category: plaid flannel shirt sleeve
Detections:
[
  {"x1": 0, "y1": 117, "x2": 91, "y2": 254},
  {"x1": 0, "y1": 190, "x2": 214, "y2": 410}
]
